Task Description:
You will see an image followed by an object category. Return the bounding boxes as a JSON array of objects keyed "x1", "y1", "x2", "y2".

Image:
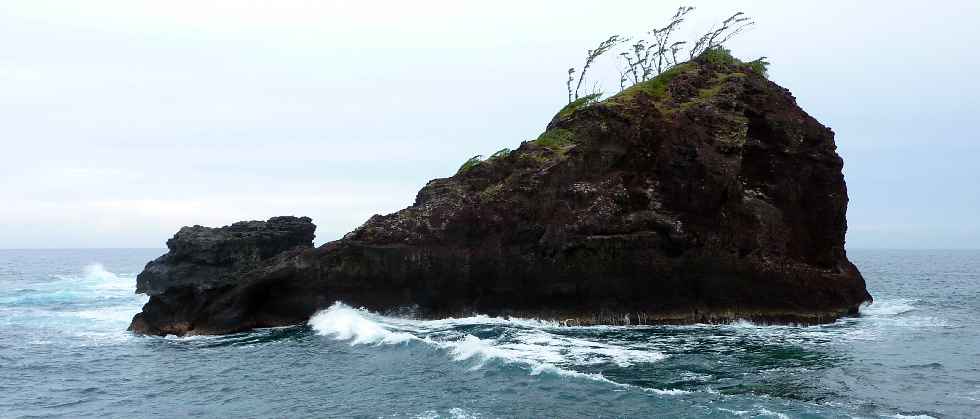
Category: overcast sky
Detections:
[{"x1": 2, "y1": 1, "x2": 978, "y2": 249}]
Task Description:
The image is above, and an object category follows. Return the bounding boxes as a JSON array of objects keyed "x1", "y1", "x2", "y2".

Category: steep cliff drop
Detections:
[{"x1": 130, "y1": 54, "x2": 872, "y2": 336}]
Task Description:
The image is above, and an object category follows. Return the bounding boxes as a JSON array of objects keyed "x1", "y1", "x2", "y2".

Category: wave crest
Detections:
[
  {"x1": 307, "y1": 302, "x2": 673, "y2": 391},
  {"x1": 308, "y1": 303, "x2": 416, "y2": 345}
]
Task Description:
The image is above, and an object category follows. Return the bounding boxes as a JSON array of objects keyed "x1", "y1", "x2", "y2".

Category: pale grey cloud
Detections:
[{"x1": 1, "y1": 1, "x2": 978, "y2": 248}]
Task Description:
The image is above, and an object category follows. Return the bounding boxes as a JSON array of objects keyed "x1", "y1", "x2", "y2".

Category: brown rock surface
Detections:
[{"x1": 130, "y1": 54, "x2": 871, "y2": 336}]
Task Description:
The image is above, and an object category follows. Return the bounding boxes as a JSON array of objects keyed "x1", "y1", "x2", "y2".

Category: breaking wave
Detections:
[
  {"x1": 308, "y1": 302, "x2": 676, "y2": 392},
  {"x1": 4, "y1": 248, "x2": 976, "y2": 418},
  {"x1": 306, "y1": 294, "x2": 956, "y2": 399},
  {"x1": 1, "y1": 263, "x2": 145, "y2": 344}
]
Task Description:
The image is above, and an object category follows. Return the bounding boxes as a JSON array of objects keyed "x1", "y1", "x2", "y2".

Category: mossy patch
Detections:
[
  {"x1": 533, "y1": 128, "x2": 575, "y2": 151},
  {"x1": 697, "y1": 83, "x2": 724, "y2": 100},
  {"x1": 695, "y1": 72, "x2": 743, "y2": 101},
  {"x1": 700, "y1": 47, "x2": 769, "y2": 78},
  {"x1": 700, "y1": 47, "x2": 741, "y2": 66},
  {"x1": 611, "y1": 62, "x2": 696, "y2": 104},
  {"x1": 556, "y1": 93, "x2": 601, "y2": 120}
]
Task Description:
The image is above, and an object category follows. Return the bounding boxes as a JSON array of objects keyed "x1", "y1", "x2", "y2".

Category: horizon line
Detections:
[{"x1": 2, "y1": 247, "x2": 979, "y2": 251}]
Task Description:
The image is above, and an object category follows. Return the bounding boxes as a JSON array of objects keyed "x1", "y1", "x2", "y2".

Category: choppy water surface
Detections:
[{"x1": 0, "y1": 249, "x2": 977, "y2": 418}]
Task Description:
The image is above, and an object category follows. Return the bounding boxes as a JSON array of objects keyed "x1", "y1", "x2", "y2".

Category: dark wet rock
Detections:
[
  {"x1": 128, "y1": 216, "x2": 316, "y2": 335},
  {"x1": 130, "y1": 55, "x2": 871, "y2": 336}
]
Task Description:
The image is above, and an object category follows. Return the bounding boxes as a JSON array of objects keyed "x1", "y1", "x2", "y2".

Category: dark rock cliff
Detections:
[
  {"x1": 130, "y1": 55, "x2": 871, "y2": 336},
  {"x1": 128, "y1": 216, "x2": 315, "y2": 335}
]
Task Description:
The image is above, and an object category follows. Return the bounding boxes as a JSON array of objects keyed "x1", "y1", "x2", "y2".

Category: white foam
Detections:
[
  {"x1": 413, "y1": 409, "x2": 481, "y2": 419},
  {"x1": 309, "y1": 303, "x2": 668, "y2": 368},
  {"x1": 307, "y1": 303, "x2": 416, "y2": 345},
  {"x1": 857, "y1": 299, "x2": 951, "y2": 329},
  {"x1": 447, "y1": 407, "x2": 479, "y2": 419},
  {"x1": 76, "y1": 306, "x2": 143, "y2": 323},
  {"x1": 510, "y1": 330, "x2": 668, "y2": 367},
  {"x1": 85, "y1": 264, "x2": 132, "y2": 291},
  {"x1": 646, "y1": 388, "x2": 693, "y2": 395},
  {"x1": 6, "y1": 263, "x2": 145, "y2": 345},
  {"x1": 861, "y1": 299, "x2": 917, "y2": 317},
  {"x1": 756, "y1": 408, "x2": 790, "y2": 419},
  {"x1": 308, "y1": 302, "x2": 677, "y2": 394},
  {"x1": 382, "y1": 312, "x2": 561, "y2": 330},
  {"x1": 51, "y1": 263, "x2": 132, "y2": 292}
]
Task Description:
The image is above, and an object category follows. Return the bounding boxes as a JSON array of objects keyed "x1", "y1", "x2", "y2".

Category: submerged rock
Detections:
[{"x1": 130, "y1": 55, "x2": 871, "y2": 336}]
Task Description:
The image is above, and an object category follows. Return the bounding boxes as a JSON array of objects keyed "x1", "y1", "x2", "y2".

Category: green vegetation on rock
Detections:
[
  {"x1": 457, "y1": 155, "x2": 483, "y2": 174},
  {"x1": 700, "y1": 47, "x2": 769, "y2": 78},
  {"x1": 456, "y1": 13, "x2": 770, "y2": 178},
  {"x1": 611, "y1": 62, "x2": 694, "y2": 103},
  {"x1": 556, "y1": 93, "x2": 601, "y2": 120},
  {"x1": 533, "y1": 128, "x2": 575, "y2": 151},
  {"x1": 490, "y1": 148, "x2": 512, "y2": 160},
  {"x1": 566, "y1": 6, "x2": 759, "y2": 103},
  {"x1": 746, "y1": 57, "x2": 770, "y2": 78}
]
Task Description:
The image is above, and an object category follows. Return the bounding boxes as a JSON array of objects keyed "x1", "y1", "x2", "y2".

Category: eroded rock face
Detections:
[
  {"x1": 128, "y1": 216, "x2": 316, "y2": 335},
  {"x1": 130, "y1": 56, "x2": 871, "y2": 336}
]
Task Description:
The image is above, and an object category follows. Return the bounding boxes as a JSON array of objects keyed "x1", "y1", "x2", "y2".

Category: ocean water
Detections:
[{"x1": 0, "y1": 249, "x2": 977, "y2": 418}]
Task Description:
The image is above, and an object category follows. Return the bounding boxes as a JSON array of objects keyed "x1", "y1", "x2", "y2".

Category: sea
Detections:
[{"x1": 0, "y1": 249, "x2": 977, "y2": 418}]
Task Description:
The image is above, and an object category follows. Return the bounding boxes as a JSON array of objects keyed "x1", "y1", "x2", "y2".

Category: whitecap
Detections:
[
  {"x1": 446, "y1": 407, "x2": 480, "y2": 419},
  {"x1": 412, "y1": 409, "x2": 482, "y2": 419},
  {"x1": 85, "y1": 263, "x2": 133, "y2": 291},
  {"x1": 861, "y1": 299, "x2": 917, "y2": 317},
  {"x1": 307, "y1": 302, "x2": 678, "y2": 394},
  {"x1": 307, "y1": 303, "x2": 416, "y2": 345},
  {"x1": 645, "y1": 388, "x2": 693, "y2": 395},
  {"x1": 756, "y1": 408, "x2": 790, "y2": 419},
  {"x1": 4, "y1": 263, "x2": 146, "y2": 345},
  {"x1": 856, "y1": 299, "x2": 951, "y2": 329}
]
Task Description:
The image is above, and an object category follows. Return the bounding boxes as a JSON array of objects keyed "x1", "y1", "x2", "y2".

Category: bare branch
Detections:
[
  {"x1": 620, "y1": 51, "x2": 640, "y2": 85},
  {"x1": 631, "y1": 41, "x2": 651, "y2": 81},
  {"x1": 618, "y1": 66, "x2": 628, "y2": 92},
  {"x1": 567, "y1": 68, "x2": 575, "y2": 104},
  {"x1": 559, "y1": 6, "x2": 760, "y2": 101},
  {"x1": 650, "y1": 6, "x2": 694, "y2": 75},
  {"x1": 573, "y1": 35, "x2": 622, "y2": 100},
  {"x1": 669, "y1": 41, "x2": 687, "y2": 67},
  {"x1": 589, "y1": 80, "x2": 602, "y2": 98},
  {"x1": 689, "y1": 12, "x2": 755, "y2": 59}
]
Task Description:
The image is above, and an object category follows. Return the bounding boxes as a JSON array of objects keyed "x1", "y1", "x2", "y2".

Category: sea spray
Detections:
[
  {"x1": 308, "y1": 303, "x2": 417, "y2": 345},
  {"x1": 307, "y1": 302, "x2": 673, "y2": 389},
  {"x1": 2, "y1": 261, "x2": 145, "y2": 345}
]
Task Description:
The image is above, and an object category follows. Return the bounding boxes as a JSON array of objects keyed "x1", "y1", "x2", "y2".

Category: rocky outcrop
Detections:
[
  {"x1": 128, "y1": 216, "x2": 316, "y2": 335},
  {"x1": 130, "y1": 54, "x2": 872, "y2": 336}
]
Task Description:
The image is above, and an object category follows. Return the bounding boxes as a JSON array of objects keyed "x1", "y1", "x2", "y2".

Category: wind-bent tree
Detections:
[
  {"x1": 650, "y1": 6, "x2": 694, "y2": 76},
  {"x1": 616, "y1": 6, "x2": 694, "y2": 85},
  {"x1": 563, "y1": 6, "x2": 759, "y2": 102},
  {"x1": 567, "y1": 35, "x2": 622, "y2": 103},
  {"x1": 688, "y1": 12, "x2": 755, "y2": 59}
]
